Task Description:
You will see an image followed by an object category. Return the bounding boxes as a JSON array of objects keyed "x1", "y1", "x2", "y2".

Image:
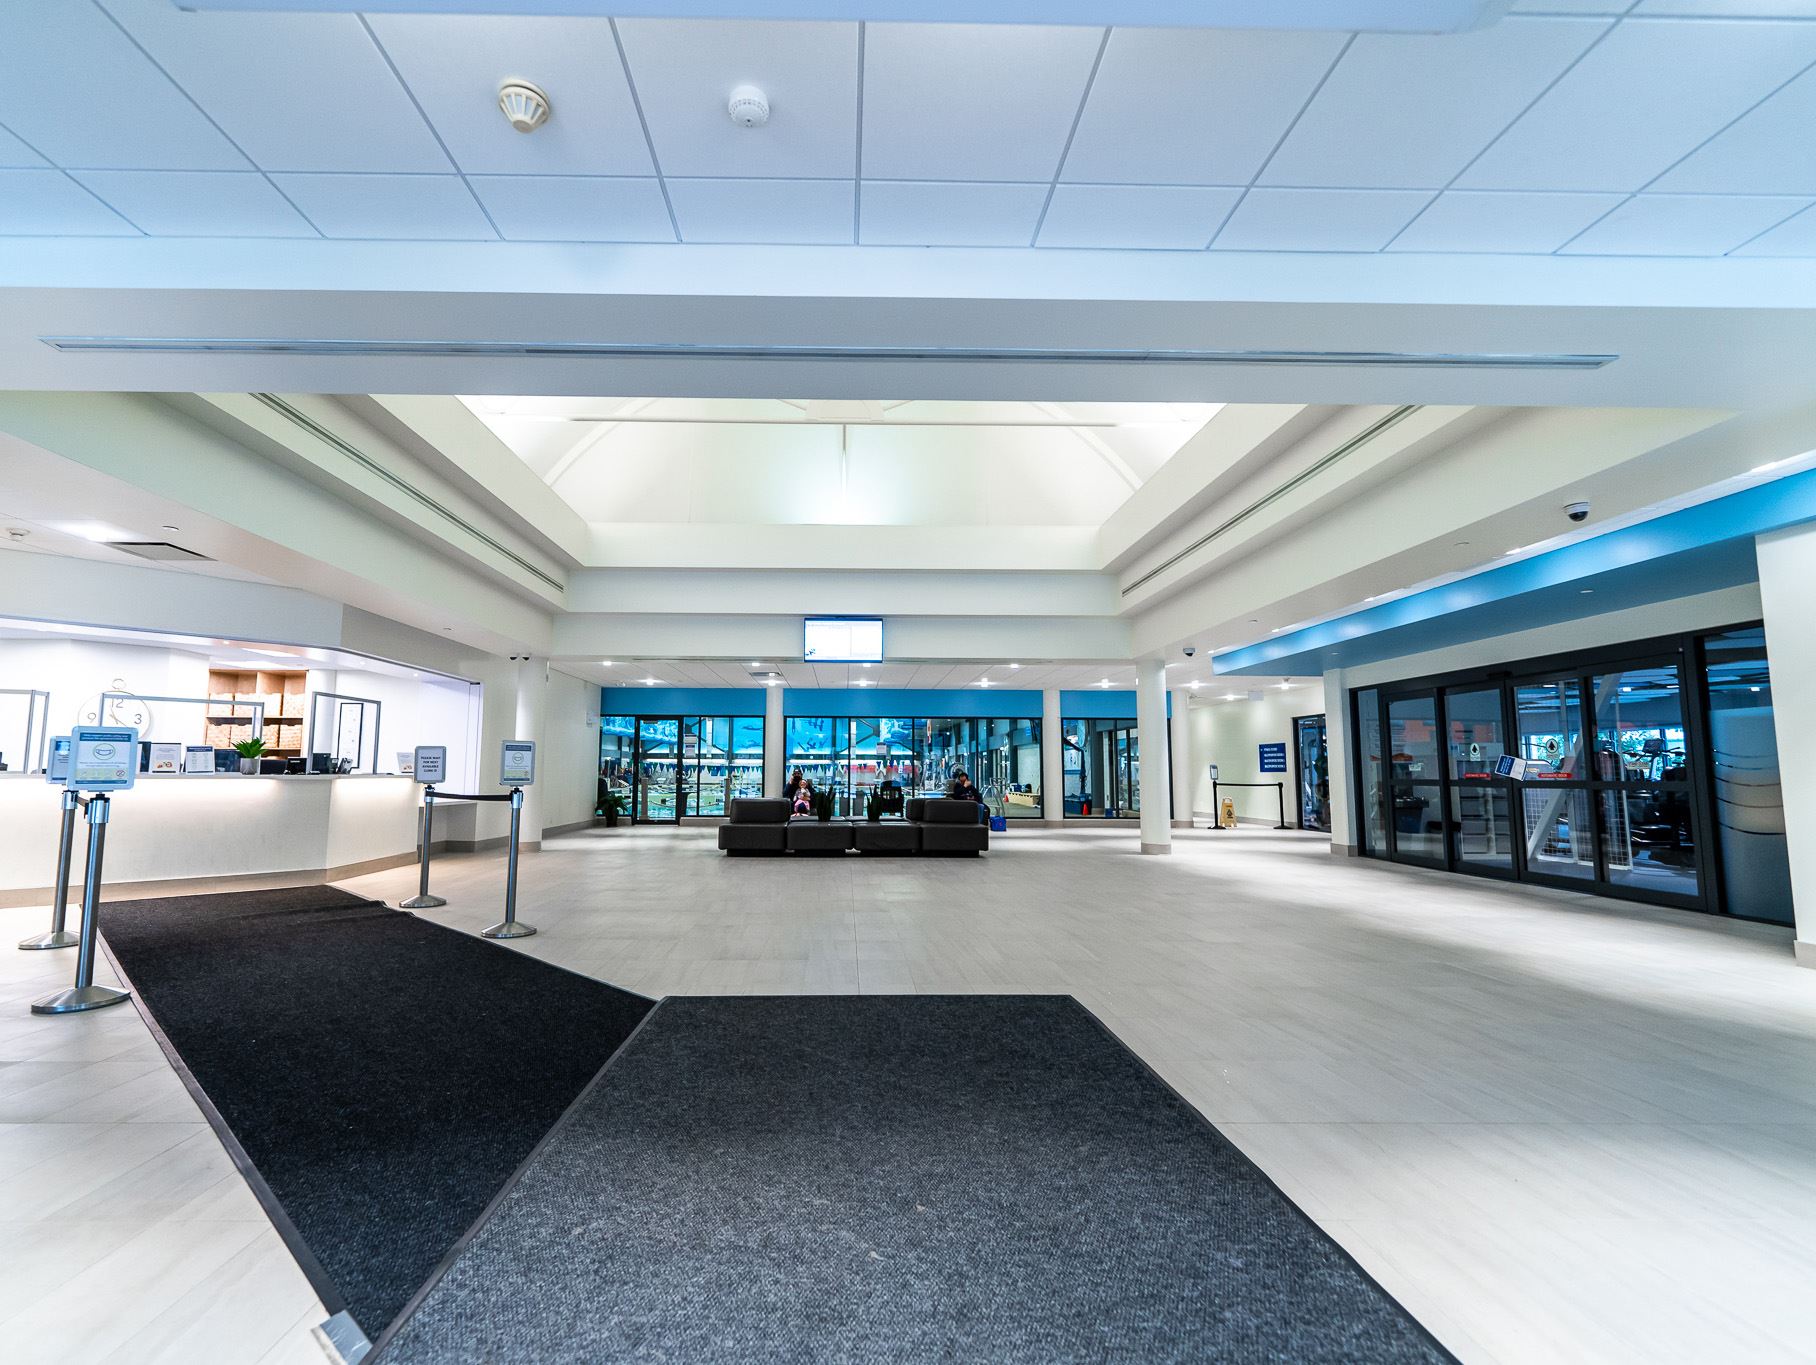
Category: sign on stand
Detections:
[
  {"x1": 67, "y1": 726, "x2": 138, "y2": 791},
  {"x1": 1258, "y1": 742, "x2": 1288, "y2": 774},
  {"x1": 45, "y1": 736, "x2": 71, "y2": 784},
  {"x1": 500, "y1": 740, "x2": 536, "y2": 787},
  {"x1": 413, "y1": 745, "x2": 448, "y2": 785}
]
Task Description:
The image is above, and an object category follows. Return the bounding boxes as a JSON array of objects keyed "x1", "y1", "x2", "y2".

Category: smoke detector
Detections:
[
  {"x1": 498, "y1": 80, "x2": 551, "y2": 134},
  {"x1": 727, "y1": 85, "x2": 770, "y2": 128}
]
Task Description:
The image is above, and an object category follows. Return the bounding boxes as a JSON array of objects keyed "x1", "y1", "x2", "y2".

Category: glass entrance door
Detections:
[
  {"x1": 1387, "y1": 691, "x2": 1443, "y2": 864},
  {"x1": 634, "y1": 716, "x2": 681, "y2": 824},
  {"x1": 1294, "y1": 714, "x2": 1330, "y2": 832}
]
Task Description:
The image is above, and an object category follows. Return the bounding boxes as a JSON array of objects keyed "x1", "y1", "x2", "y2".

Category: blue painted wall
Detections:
[{"x1": 603, "y1": 686, "x2": 1158, "y2": 719}]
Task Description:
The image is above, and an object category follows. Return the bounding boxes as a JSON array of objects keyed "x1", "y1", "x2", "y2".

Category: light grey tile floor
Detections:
[{"x1": 4, "y1": 823, "x2": 1815, "y2": 1363}]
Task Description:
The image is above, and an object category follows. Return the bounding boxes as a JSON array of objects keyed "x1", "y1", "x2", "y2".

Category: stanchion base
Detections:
[
  {"x1": 481, "y1": 920, "x2": 537, "y2": 940},
  {"x1": 399, "y1": 895, "x2": 448, "y2": 909},
  {"x1": 18, "y1": 930, "x2": 80, "y2": 951},
  {"x1": 31, "y1": 983, "x2": 131, "y2": 1015}
]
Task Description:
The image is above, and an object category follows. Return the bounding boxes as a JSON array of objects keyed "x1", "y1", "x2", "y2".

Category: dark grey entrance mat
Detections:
[
  {"x1": 100, "y1": 885, "x2": 653, "y2": 1338},
  {"x1": 374, "y1": 995, "x2": 1452, "y2": 1364}
]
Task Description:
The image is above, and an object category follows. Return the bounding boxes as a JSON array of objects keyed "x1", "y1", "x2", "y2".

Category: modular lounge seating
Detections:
[{"x1": 716, "y1": 796, "x2": 987, "y2": 856}]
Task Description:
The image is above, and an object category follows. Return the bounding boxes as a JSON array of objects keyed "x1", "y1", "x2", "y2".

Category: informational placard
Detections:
[
  {"x1": 803, "y1": 616, "x2": 883, "y2": 663},
  {"x1": 1207, "y1": 763, "x2": 1219, "y2": 782},
  {"x1": 67, "y1": 725, "x2": 139, "y2": 791},
  {"x1": 45, "y1": 735, "x2": 71, "y2": 784},
  {"x1": 184, "y1": 745, "x2": 215, "y2": 774},
  {"x1": 1258, "y1": 742, "x2": 1288, "y2": 774},
  {"x1": 413, "y1": 745, "x2": 447, "y2": 785},
  {"x1": 1495, "y1": 754, "x2": 1531, "y2": 781},
  {"x1": 149, "y1": 742, "x2": 183, "y2": 775},
  {"x1": 500, "y1": 740, "x2": 536, "y2": 787}
]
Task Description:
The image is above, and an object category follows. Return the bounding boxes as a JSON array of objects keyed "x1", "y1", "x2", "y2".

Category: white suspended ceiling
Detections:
[{"x1": 4, "y1": 4, "x2": 1816, "y2": 255}]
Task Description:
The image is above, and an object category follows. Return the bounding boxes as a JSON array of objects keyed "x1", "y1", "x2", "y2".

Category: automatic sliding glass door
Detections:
[{"x1": 634, "y1": 716, "x2": 681, "y2": 824}]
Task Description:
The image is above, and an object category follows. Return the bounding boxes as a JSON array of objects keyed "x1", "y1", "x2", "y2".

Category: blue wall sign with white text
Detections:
[{"x1": 1258, "y1": 742, "x2": 1288, "y2": 773}]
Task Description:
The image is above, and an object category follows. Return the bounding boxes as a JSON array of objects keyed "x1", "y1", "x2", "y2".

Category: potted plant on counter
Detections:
[{"x1": 233, "y1": 737, "x2": 267, "y2": 775}]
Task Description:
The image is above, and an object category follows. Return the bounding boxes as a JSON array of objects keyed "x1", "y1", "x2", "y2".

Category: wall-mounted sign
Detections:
[
  {"x1": 413, "y1": 745, "x2": 447, "y2": 785},
  {"x1": 68, "y1": 726, "x2": 139, "y2": 791},
  {"x1": 1258, "y1": 742, "x2": 1288, "y2": 774},
  {"x1": 500, "y1": 740, "x2": 536, "y2": 787}
]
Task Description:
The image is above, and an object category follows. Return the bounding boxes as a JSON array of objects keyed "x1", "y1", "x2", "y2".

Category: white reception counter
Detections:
[{"x1": 0, "y1": 773, "x2": 424, "y2": 906}]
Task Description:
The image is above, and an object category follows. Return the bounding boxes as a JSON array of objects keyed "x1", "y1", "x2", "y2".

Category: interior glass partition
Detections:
[
  {"x1": 1353, "y1": 626, "x2": 1750, "y2": 919},
  {"x1": 1062, "y1": 717, "x2": 1139, "y2": 817},
  {"x1": 786, "y1": 715, "x2": 1043, "y2": 817},
  {"x1": 600, "y1": 713, "x2": 765, "y2": 823}
]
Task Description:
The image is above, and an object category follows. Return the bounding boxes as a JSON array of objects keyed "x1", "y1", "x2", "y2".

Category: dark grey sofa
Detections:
[
  {"x1": 787, "y1": 817, "x2": 854, "y2": 853},
  {"x1": 854, "y1": 820, "x2": 920, "y2": 854},
  {"x1": 716, "y1": 795, "x2": 986, "y2": 856},
  {"x1": 915, "y1": 797, "x2": 990, "y2": 855},
  {"x1": 716, "y1": 798, "x2": 791, "y2": 854}
]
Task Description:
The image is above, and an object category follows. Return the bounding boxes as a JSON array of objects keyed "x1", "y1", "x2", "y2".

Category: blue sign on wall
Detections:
[{"x1": 1258, "y1": 742, "x2": 1288, "y2": 773}]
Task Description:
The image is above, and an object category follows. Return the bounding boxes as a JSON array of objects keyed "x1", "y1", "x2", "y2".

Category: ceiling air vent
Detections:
[{"x1": 106, "y1": 541, "x2": 212, "y2": 562}]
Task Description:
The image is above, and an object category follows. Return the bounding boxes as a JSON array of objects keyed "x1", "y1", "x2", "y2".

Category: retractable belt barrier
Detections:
[
  {"x1": 32, "y1": 794, "x2": 132, "y2": 1014},
  {"x1": 1209, "y1": 780, "x2": 1289, "y2": 831},
  {"x1": 19, "y1": 789, "x2": 87, "y2": 951},
  {"x1": 399, "y1": 785, "x2": 537, "y2": 940}
]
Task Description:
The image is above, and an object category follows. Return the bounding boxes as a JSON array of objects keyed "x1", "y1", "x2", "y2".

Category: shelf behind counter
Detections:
[{"x1": 0, "y1": 773, "x2": 425, "y2": 906}]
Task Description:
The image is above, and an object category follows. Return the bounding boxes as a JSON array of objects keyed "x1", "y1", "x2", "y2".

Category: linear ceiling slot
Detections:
[
  {"x1": 1121, "y1": 404, "x2": 1421, "y2": 598},
  {"x1": 42, "y1": 338, "x2": 1618, "y2": 370},
  {"x1": 248, "y1": 394, "x2": 564, "y2": 593}
]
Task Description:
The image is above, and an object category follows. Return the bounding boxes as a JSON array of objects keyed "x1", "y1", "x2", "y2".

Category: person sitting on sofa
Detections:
[
  {"x1": 785, "y1": 768, "x2": 815, "y2": 816},
  {"x1": 945, "y1": 769, "x2": 990, "y2": 825}
]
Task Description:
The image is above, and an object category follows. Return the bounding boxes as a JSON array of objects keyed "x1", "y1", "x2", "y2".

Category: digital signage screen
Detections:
[{"x1": 804, "y1": 617, "x2": 883, "y2": 663}]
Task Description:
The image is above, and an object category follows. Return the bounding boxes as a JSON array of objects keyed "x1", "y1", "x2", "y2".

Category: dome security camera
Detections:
[
  {"x1": 1564, "y1": 500, "x2": 1591, "y2": 523},
  {"x1": 1182, "y1": 644, "x2": 1197, "y2": 658}
]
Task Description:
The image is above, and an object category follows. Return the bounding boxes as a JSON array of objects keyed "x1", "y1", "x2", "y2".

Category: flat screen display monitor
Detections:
[{"x1": 804, "y1": 616, "x2": 883, "y2": 663}]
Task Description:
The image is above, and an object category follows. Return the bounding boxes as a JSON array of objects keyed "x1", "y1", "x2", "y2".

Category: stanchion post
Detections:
[
  {"x1": 19, "y1": 789, "x2": 82, "y2": 950},
  {"x1": 1276, "y1": 781, "x2": 1288, "y2": 831},
  {"x1": 399, "y1": 785, "x2": 447, "y2": 909},
  {"x1": 32, "y1": 794, "x2": 131, "y2": 1014},
  {"x1": 482, "y1": 786, "x2": 536, "y2": 940},
  {"x1": 1209, "y1": 779, "x2": 1221, "y2": 832}
]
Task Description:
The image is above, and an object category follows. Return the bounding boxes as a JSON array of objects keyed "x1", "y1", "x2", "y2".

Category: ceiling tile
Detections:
[
  {"x1": 1633, "y1": 1, "x2": 1816, "y2": 12},
  {"x1": 1061, "y1": 28, "x2": 1348, "y2": 186},
  {"x1": 0, "y1": 5, "x2": 248, "y2": 170},
  {"x1": 1457, "y1": 19, "x2": 1816, "y2": 191},
  {"x1": 862, "y1": 24, "x2": 1103, "y2": 181},
  {"x1": 1212, "y1": 188, "x2": 1430, "y2": 251},
  {"x1": 1559, "y1": 192, "x2": 1810, "y2": 254},
  {"x1": 1509, "y1": 0, "x2": 1625, "y2": 10},
  {"x1": 365, "y1": 15, "x2": 652, "y2": 177},
  {"x1": 616, "y1": 19, "x2": 858, "y2": 179},
  {"x1": 859, "y1": 181, "x2": 1047, "y2": 246},
  {"x1": 1386, "y1": 189, "x2": 1626, "y2": 252},
  {"x1": 1037, "y1": 184, "x2": 1238, "y2": 250},
  {"x1": 73, "y1": 171, "x2": 315, "y2": 238},
  {"x1": 271, "y1": 173, "x2": 494, "y2": 239},
  {"x1": 1731, "y1": 203, "x2": 1816, "y2": 254},
  {"x1": 668, "y1": 178, "x2": 853, "y2": 244},
  {"x1": 1262, "y1": 19, "x2": 1607, "y2": 189},
  {"x1": 0, "y1": 170, "x2": 138, "y2": 236},
  {"x1": 0, "y1": 123, "x2": 45, "y2": 168},
  {"x1": 468, "y1": 175, "x2": 675, "y2": 241},
  {"x1": 1653, "y1": 65, "x2": 1816, "y2": 194},
  {"x1": 100, "y1": 0, "x2": 451, "y2": 173}
]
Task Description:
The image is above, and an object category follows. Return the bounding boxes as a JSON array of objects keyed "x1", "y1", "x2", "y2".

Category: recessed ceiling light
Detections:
[
  {"x1": 1189, "y1": 680, "x2": 1202, "y2": 688},
  {"x1": 1097, "y1": 678, "x2": 1111, "y2": 688},
  {"x1": 978, "y1": 678, "x2": 993, "y2": 687},
  {"x1": 47, "y1": 520, "x2": 136, "y2": 543},
  {"x1": 1008, "y1": 662, "x2": 1021, "y2": 670},
  {"x1": 601, "y1": 659, "x2": 614, "y2": 666},
  {"x1": 642, "y1": 677, "x2": 661, "y2": 686},
  {"x1": 748, "y1": 660, "x2": 760, "y2": 668},
  {"x1": 1223, "y1": 693, "x2": 1241, "y2": 701},
  {"x1": 1277, "y1": 682, "x2": 1292, "y2": 690},
  {"x1": 1579, "y1": 589, "x2": 1593, "y2": 595}
]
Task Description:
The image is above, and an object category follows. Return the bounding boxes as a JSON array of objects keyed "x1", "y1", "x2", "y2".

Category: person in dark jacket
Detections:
[
  {"x1": 784, "y1": 768, "x2": 814, "y2": 815},
  {"x1": 945, "y1": 769, "x2": 990, "y2": 825}
]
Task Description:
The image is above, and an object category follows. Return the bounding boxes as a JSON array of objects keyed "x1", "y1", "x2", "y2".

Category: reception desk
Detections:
[{"x1": 0, "y1": 773, "x2": 424, "y2": 906}]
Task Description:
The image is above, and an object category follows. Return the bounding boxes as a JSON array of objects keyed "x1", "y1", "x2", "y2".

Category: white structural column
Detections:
[
  {"x1": 514, "y1": 655, "x2": 547, "y2": 850},
  {"x1": 1042, "y1": 687, "x2": 1064, "y2": 827},
  {"x1": 1136, "y1": 658, "x2": 1171, "y2": 854},
  {"x1": 1323, "y1": 666, "x2": 1355, "y2": 855},
  {"x1": 1169, "y1": 689, "x2": 1194, "y2": 828},
  {"x1": 764, "y1": 682, "x2": 785, "y2": 798},
  {"x1": 1756, "y1": 525, "x2": 1816, "y2": 964}
]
